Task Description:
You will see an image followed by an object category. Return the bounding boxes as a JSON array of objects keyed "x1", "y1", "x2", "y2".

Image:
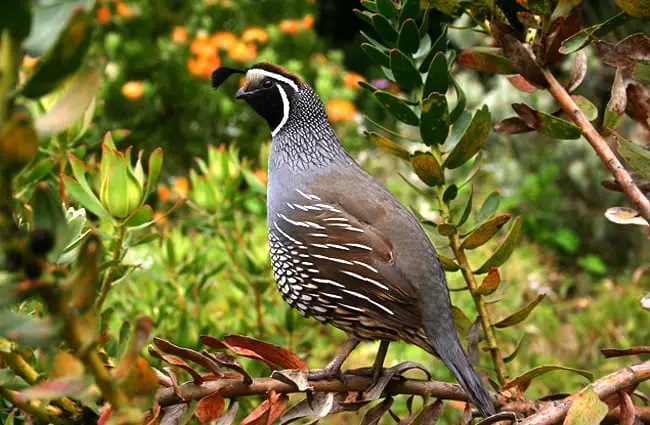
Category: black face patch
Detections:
[{"x1": 244, "y1": 83, "x2": 287, "y2": 132}]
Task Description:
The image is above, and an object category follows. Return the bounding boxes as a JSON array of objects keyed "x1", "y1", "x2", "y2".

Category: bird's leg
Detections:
[
  {"x1": 309, "y1": 337, "x2": 360, "y2": 381},
  {"x1": 371, "y1": 340, "x2": 390, "y2": 383}
]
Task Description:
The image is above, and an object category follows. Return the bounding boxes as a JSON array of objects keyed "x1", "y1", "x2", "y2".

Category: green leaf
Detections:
[
  {"x1": 503, "y1": 365, "x2": 594, "y2": 390},
  {"x1": 31, "y1": 182, "x2": 68, "y2": 249},
  {"x1": 475, "y1": 268, "x2": 501, "y2": 296},
  {"x1": 559, "y1": 12, "x2": 629, "y2": 54},
  {"x1": 361, "y1": 0, "x2": 378, "y2": 12},
  {"x1": 445, "y1": 110, "x2": 472, "y2": 154},
  {"x1": 360, "y1": 30, "x2": 388, "y2": 50},
  {"x1": 457, "y1": 186, "x2": 473, "y2": 227},
  {"x1": 13, "y1": 158, "x2": 55, "y2": 195},
  {"x1": 146, "y1": 148, "x2": 164, "y2": 196},
  {"x1": 399, "y1": 0, "x2": 420, "y2": 22},
  {"x1": 494, "y1": 294, "x2": 545, "y2": 328},
  {"x1": 410, "y1": 151, "x2": 444, "y2": 186},
  {"x1": 353, "y1": 9, "x2": 373, "y2": 25},
  {"x1": 423, "y1": 53, "x2": 448, "y2": 96},
  {"x1": 419, "y1": 27, "x2": 447, "y2": 72},
  {"x1": 124, "y1": 205, "x2": 154, "y2": 228},
  {"x1": 474, "y1": 216, "x2": 521, "y2": 274},
  {"x1": 451, "y1": 306, "x2": 472, "y2": 340},
  {"x1": 512, "y1": 103, "x2": 582, "y2": 139},
  {"x1": 0, "y1": 368, "x2": 29, "y2": 391},
  {"x1": 359, "y1": 80, "x2": 380, "y2": 95},
  {"x1": 390, "y1": 49, "x2": 422, "y2": 92},
  {"x1": 0, "y1": 1, "x2": 31, "y2": 41},
  {"x1": 503, "y1": 334, "x2": 525, "y2": 363},
  {"x1": 571, "y1": 95, "x2": 598, "y2": 121},
  {"x1": 476, "y1": 190, "x2": 500, "y2": 223},
  {"x1": 67, "y1": 155, "x2": 111, "y2": 220},
  {"x1": 397, "y1": 19, "x2": 420, "y2": 54},
  {"x1": 564, "y1": 387, "x2": 609, "y2": 425},
  {"x1": 457, "y1": 47, "x2": 518, "y2": 74},
  {"x1": 20, "y1": 7, "x2": 95, "y2": 98},
  {"x1": 439, "y1": 254, "x2": 460, "y2": 271},
  {"x1": 443, "y1": 184, "x2": 458, "y2": 203},
  {"x1": 577, "y1": 254, "x2": 607, "y2": 275},
  {"x1": 372, "y1": 13, "x2": 398, "y2": 43},
  {"x1": 443, "y1": 105, "x2": 490, "y2": 169},
  {"x1": 0, "y1": 311, "x2": 58, "y2": 347},
  {"x1": 376, "y1": 0, "x2": 398, "y2": 18},
  {"x1": 461, "y1": 214, "x2": 512, "y2": 250},
  {"x1": 365, "y1": 131, "x2": 411, "y2": 160},
  {"x1": 617, "y1": 134, "x2": 650, "y2": 180},
  {"x1": 438, "y1": 223, "x2": 457, "y2": 236},
  {"x1": 420, "y1": 93, "x2": 449, "y2": 145},
  {"x1": 616, "y1": 0, "x2": 650, "y2": 16},
  {"x1": 633, "y1": 60, "x2": 650, "y2": 83},
  {"x1": 34, "y1": 69, "x2": 101, "y2": 138},
  {"x1": 374, "y1": 91, "x2": 420, "y2": 125},
  {"x1": 550, "y1": 0, "x2": 582, "y2": 22}
]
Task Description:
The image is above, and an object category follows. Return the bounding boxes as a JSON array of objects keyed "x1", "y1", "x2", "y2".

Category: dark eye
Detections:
[{"x1": 262, "y1": 79, "x2": 273, "y2": 88}]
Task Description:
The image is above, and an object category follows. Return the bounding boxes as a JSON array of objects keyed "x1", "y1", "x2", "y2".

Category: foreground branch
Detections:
[{"x1": 543, "y1": 69, "x2": 650, "y2": 223}]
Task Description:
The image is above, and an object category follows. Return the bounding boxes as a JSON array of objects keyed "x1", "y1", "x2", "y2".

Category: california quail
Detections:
[{"x1": 212, "y1": 62, "x2": 496, "y2": 417}]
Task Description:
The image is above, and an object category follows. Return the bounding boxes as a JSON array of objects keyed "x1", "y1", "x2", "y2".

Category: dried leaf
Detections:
[
  {"x1": 361, "y1": 397, "x2": 394, "y2": 425},
  {"x1": 201, "y1": 335, "x2": 275, "y2": 369},
  {"x1": 160, "y1": 404, "x2": 186, "y2": 425},
  {"x1": 503, "y1": 365, "x2": 594, "y2": 390},
  {"x1": 504, "y1": 334, "x2": 526, "y2": 363},
  {"x1": 154, "y1": 338, "x2": 221, "y2": 378},
  {"x1": 494, "y1": 117, "x2": 533, "y2": 134},
  {"x1": 601, "y1": 346, "x2": 650, "y2": 358},
  {"x1": 195, "y1": 391, "x2": 226, "y2": 423},
  {"x1": 512, "y1": 103, "x2": 582, "y2": 139},
  {"x1": 281, "y1": 392, "x2": 337, "y2": 425},
  {"x1": 568, "y1": 50, "x2": 587, "y2": 92},
  {"x1": 271, "y1": 369, "x2": 311, "y2": 392},
  {"x1": 563, "y1": 386, "x2": 608, "y2": 425},
  {"x1": 148, "y1": 345, "x2": 204, "y2": 384},
  {"x1": 365, "y1": 362, "x2": 431, "y2": 401},
  {"x1": 410, "y1": 151, "x2": 444, "y2": 186},
  {"x1": 544, "y1": 8, "x2": 582, "y2": 65},
  {"x1": 456, "y1": 47, "x2": 519, "y2": 74},
  {"x1": 494, "y1": 294, "x2": 545, "y2": 328},
  {"x1": 626, "y1": 83, "x2": 650, "y2": 129},
  {"x1": 475, "y1": 268, "x2": 501, "y2": 296},
  {"x1": 474, "y1": 216, "x2": 522, "y2": 274},
  {"x1": 203, "y1": 351, "x2": 251, "y2": 384},
  {"x1": 15, "y1": 377, "x2": 86, "y2": 401},
  {"x1": 213, "y1": 400, "x2": 239, "y2": 425},
  {"x1": 492, "y1": 22, "x2": 547, "y2": 87},
  {"x1": 595, "y1": 40, "x2": 637, "y2": 69},
  {"x1": 605, "y1": 207, "x2": 649, "y2": 226},
  {"x1": 507, "y1": 75, "x2": 538, "y2": 93},
  {"x1": 604, "y1": 68, "x2": 628, "y2": 131},
  {"x1": 461, "y1": 214, "x2": 512, "y2": 250},
  {"x1": 224, "y1": 335, "x2": 307, "y2": 370}
]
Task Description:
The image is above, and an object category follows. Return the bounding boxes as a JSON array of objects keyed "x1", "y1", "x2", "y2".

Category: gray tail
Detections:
[{"x1": 425, "y1": 327, "x2": 495, "y2": 417}]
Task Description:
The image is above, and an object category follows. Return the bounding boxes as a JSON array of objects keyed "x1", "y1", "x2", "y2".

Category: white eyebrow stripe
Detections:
[
  {"x1": 248, "y1": 68, "x2": 300, "y2": 92},
  {"x1": 271, "y1": 84, "x2": 290, "y2": 137}
]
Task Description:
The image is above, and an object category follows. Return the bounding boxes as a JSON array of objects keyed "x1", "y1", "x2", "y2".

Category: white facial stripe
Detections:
[
  {"x1": 272, "y1": 84, "x2": 289, "y2": 137},
  {"x1": 247, "y1": 69, "x2": 300, "y2": 92}
]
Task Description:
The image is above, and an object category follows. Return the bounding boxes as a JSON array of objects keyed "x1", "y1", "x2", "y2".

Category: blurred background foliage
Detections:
[{"x1": 1, "y1": 0, "x2": 650, "y2": 423}]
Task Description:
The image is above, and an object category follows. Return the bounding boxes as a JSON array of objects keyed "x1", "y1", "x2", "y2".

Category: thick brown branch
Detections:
[
  {"x1": 520, "y1": 360, "x2": 650, "y2": 425},
  {"x1": 543, "y1": 69, "x2": 650, "y2": 223}
]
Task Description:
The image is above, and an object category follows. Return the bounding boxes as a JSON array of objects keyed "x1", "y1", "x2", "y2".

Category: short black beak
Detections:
[{"x1": 235, "y1": 87, "x2": 247, "y2": 99}]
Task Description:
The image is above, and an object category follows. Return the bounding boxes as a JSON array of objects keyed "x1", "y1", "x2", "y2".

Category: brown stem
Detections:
[
  {"x1": 96, "y1": 224, "x2": 125, "y2": 311},
  {"x1": 0, "y1": 388, "x2": 69, "y2": 425},
  {"x1": 437, "y1": 190, "x2": 507, "y2": 385},
  {"x1": 543, "y1": 68, "x2": 650, "y2": 223}
]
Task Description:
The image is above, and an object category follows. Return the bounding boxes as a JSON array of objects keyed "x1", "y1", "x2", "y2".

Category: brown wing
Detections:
[{"x1": 269, "y1": 193, "x2": 423, "y2": 333}]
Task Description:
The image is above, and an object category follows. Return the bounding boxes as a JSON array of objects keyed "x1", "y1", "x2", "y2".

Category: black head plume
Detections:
[{"x1": 211, "y1": 67, "x2": 246, "y2": 90}]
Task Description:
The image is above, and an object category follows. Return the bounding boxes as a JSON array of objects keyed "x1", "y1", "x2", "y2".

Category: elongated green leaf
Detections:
[
  {"x1": 439, "y1": 254, "x2": 460, "y2": 271},
  {"x1": 503, "y1": 364, "x2": 594, "y2": 390},
  {"x1": 365, "y1": 131, "x2": 410, "y2": 159},
  {"x1": 423, "y1": 53, "x2": 448, "y2": 96},
  {"x1": 443, "y1": 105, "x2": 490, "y2": 169},
  {"x1": 20, "y1": 8, "x2": 95, "y2": 98},
  {"x1": 146, "y1": 148, "x2": 164, "y2": 196},
  {"x1": 397, "y1": 19, "x2": 420, "y2": 54},
  {"x1": 571, "y1": 95, "x2": 598, "y2": 121},
  {"x1": 476, "y1": 190, "x2": 500, "y2": 223},
  {"x1": 376, "y1": 0, "x2": 398, "y2": 17},
  {"x1": 559, "y1": 12, "x2": 629, "y2": 54},
  {"x1": 457, "y1": 47, "x2": 518, "y2": 74},
  {"x1": 362, "y1": 43, "x2": 390, "y2": 68},
  {"x1": 420, "y1": 93, "x2": 449, "y2": 145},
  {"x1": 462, "y1": 214, "x2": 512, "y2": 250},
  {"x1": 564, "y1": 387, "x2": 608, "y2": 425},
  {"x1": 457, "y1": 186, "x2": 473, "y2": 227},
  {"x1": 410, "y1": 151, "x2": 444, "y2": 186},
  {"x1": 449, "y1": 71, "x2": 466, "y2": 123},
  {"x1": 474, "y1": 216, "x2": 521, "y2": 274},
  {"x1": 374, "y1": 91, "x2": 419, "y2": 125},
  {"x1": 124, "y1": 205, "x2": 154, "y2": 228},
  {"x1": 504, "y1": 334, "x2": 525, "y2": 363},
  {"x1": 445, "y1": 110, "x2": 472, "y2": 154},
  {"x1": 372, "y1": 13, "x2": 398, "y2": 42},
  {"x1": 617, "y1": 134, "x2": 650, "y2": 180},
  {"x1": 512, "y1": 103, "x2": 582, "y2": 139},
  {"x1": 64, "y1": 176, "x2": 110, "y2": 220},
  {"x1": 353, "y1": 9, "x2": 373, "y2": 25},
  {"x1": 494, "y1": 294, "x2": 545, "y2": 328},
  {"x1": 361, "y1": 0, "x2": 378, "y2": 12},
  {"x1": 390, "y1": 49, "x2": 422, "y2": 92},
  {"x1": 31, "y1": 183, "x2": 68, "y2": 251},
  {"x1": 399, "y1": 0, "x2": 420, "y2": 22}
]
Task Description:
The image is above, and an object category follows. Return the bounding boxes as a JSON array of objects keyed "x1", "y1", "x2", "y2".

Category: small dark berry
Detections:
[
  {"x1": 24, "y1": 259, "x2": 43, "y2": 279},
  {"x1": 29, "y1": 228, "x2": 55, "y2": 256},
  {"x1": 3, "y1": 250, "x2": 23, "y2": 272}
]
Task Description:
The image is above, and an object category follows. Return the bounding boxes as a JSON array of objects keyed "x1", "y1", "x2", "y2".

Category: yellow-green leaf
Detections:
[
  {"x1": 461, "y1": 213, "x2": 512, "y2": 250},
  {"x1": 474, "y1": 216, "x2": 522, "y2": 274},
  {"x1": 366, "y1": 131, "x2": 411, "y2": 159},
  {"x1": 564, "y1": 387, "x2": 608, "y2": 425},
  {"x1": 494, "y1": 294, "x2": 545, "y2": 328},
  {"x1": 503, "y1": 364, "x2": 594, "y2": 390},
  {"x1": 616, "y1": 0, "x2": 650, "y2": 17},
  {"x1": 475, "y1": 267, "x2": 500, "y2": 296},
  {"x1": 443, "y1": 105, "x2": 490, "y2": 169},
  {"x1": 439, "y1": 254, "x2": 460, "y2": 271},
  {"x1": 410, "y1": 151, "x2": 444, "y2": 186}
]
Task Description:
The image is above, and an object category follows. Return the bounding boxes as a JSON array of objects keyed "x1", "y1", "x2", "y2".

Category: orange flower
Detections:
[
  {"x1": 190, "y1": 32, "x2": 215, "y2": 57},
  {"x1": 279, "y1": 19, "x2": 300, "y2": 34},
  {"x1": 172, "y1": 26, "x2": 188, "y2": 43},
  {"x1": 116, "y1": 2, "x2": 134, "y2": 17},
  {"x1": 173, "y1": 176, "x2": 189, "y2": 198},
  {"x1": 241, "y1": 27, "x2": 269, "y2": 43},
  {"x1": 210, "y1": 31, "x2": 238, "y2": 50},
  {"x1": 121, "y1": 81, "x2": 144, "y2": 100},
  {"x1": 158, "y1": 184, "x2": 171, "y2": 202},
  {"x1": 301, "y1": 14, "x2": 314, "y2": 30},
  {"x1": 96, "y1": 5, "x2": 111, "y2": 23},
  {"x1": 311, "y1": 53, "x2": 328, "y2": 65},
  {"x1": 227, "y1": 42, "x2": 257, "y2": 62},
  {"x1": 343, "y1": 71, "x2": 366, "y2": 89},
  {"x1": 326, "y1": 98, "x2": 356, "y2": 121},
  {"x1": 187, "y1": 55, "x2": 221, "y2": 79},
  {"x1": 253, "y1": 168, "x2": 267, "y2": 186}
]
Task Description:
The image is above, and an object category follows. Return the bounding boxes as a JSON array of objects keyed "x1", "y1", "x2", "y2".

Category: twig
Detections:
[
  {"x1": 520, "y1": 360, "x2": 650, "y2": 425},
  {"x1": 96, "y1": 224, "x2": 126, "y2": 311},
  {"x1": 543, "y1": 69, "x2": 650, "y2": 223},
  {"x1": 0, "y1": 388, "x2": 69, "y2": 425},
  {"x1": 0, "y1": 28, "x2": 20, "y2": 124}
]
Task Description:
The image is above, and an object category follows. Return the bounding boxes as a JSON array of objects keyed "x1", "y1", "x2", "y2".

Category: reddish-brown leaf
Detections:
[
  {"x1": 360, "y1": 397, "x2": 394, "y2": 425},
  {"x1": 456, "y1": 48, "x2": 518, "y2": 74},
  {"x1": 224, "y1": 335, "x2": 307, "y2": 370},
  {"x1": 148, "y1": 345, "x2": 204, "y2": 384},
  {"x1": 544, "y1": 9, "x2": 581, "y2": 65},
  {"x1": 492, "y1": 21, "x2": 547, "y2": 88},
  {"x1": 98, "y1": 406, "x2": 112, "y2": 425},
  {"x1": 616, "y1": 33, "x2": 650, "y2": 61},
  {"x1": 595, "y1": 40, "x2": 637, "y2": 69},
  {"x1": 619, "y1": 391, "x2": 635, "y2": 425},
  {"x1": 568, "y1": 50, "x2": 587, "y2": 92},
  {"x1": 476, "y1": 267, "x2": 501, "y2": 296},
  {"x1": 241, "y1": 390, "x2": 289, "y2": 425},
  {"x1": 461, "y1": 214, "x2": 512, "y2": 250},
  {"x1": 195, "y1": 391, "x2": 226, "y2": 424},
  {"x1": 201, "y1": 335, "x2": 275, "y2": 369},
  {"x1": 626, "y1": 83, "x2": 650, "y2": 130},
  {"x1": 507, "y1": 75, "x2": 538, "y2": 93},
  {"x1": 154, "y1": 338, "x2": 222, "y2": 377},
  {"x1": 605, "y1": 69, "x2": 628, "y2": 131},
  {"x1": 203, "y1": 351, "x2": 252, "y2": 384},
  {"x1": 494, "y1": 117, "x2": 533, "y2": 135}
]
